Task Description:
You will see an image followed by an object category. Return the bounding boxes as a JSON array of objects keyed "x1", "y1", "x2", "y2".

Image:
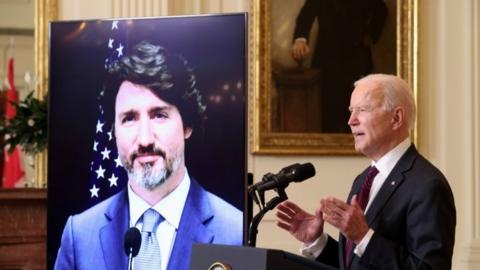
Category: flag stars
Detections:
[
  {"x1": 90, "y1": 185, "x2": 100, "y2": 198},
  {"x1": 96, "y1": 120, "x2": 104, "y2": 133},
  {"x1": 112, "y1": 20, "x2": 119, "y2": 30},
  {"x1": 95, "y1": 165, "x2": 106, "y2": 179},
  {"x1": 108, "y1": 173, "x2": 118, "y2": 187},
  {"x1": 116, "y1": 43, "x2": 124, "y2": 57},
  {"x1": 114, "y1": 156, "x2": 122, "y2": 168},
  {"x1": 101, "y1": 147, "x2": 111, "y2": 160},
  {"x1": 93, "y1": 141, "x2": 99, "y2": 152},
  {"x1": 107, "y1": 130, "x2": 113, "y2": 141},
  {"x1": 108, "y1": 38, "x2": 114, "y2": 48}
]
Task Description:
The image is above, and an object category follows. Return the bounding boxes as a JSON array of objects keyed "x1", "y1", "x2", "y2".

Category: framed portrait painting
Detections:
[{"x1": 250, "y1": 0, "x2": 417, "y2": 154}]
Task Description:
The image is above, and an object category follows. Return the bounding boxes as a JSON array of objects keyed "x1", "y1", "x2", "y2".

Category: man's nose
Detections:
[
  {"x1": 138, "y1": 118, "x2": 154, "y2": 146},
  {"x1": 348, "y1": 111, "x2": 358, "y2": 126}
]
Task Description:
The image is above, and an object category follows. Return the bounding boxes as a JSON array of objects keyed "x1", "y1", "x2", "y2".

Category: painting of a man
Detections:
[{"x1": 291, "y1": 0, "x2": 387, "y2": 133}]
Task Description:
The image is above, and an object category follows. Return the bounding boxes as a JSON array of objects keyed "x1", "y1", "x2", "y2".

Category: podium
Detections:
[{"x1": 189, "y1": 244, "x2": 337, "y2": 270}]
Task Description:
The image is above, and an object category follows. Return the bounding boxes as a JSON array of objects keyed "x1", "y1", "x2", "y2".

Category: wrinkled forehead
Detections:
[{"x1": 351, "y1": 81, "x2": 384, "y2": 107}]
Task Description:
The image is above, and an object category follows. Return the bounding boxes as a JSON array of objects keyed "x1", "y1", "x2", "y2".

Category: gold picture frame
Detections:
[
  {"x1": 34, "y1": 0, "x2": 57, "y2": 187},
  {"x1": 250, "y1": 0, "x2": 417, "y2": 155}
]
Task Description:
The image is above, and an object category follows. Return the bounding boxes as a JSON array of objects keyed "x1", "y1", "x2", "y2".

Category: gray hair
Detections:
[{"x1": 354, "y1": 74, "x2": 416, "y2": 130}]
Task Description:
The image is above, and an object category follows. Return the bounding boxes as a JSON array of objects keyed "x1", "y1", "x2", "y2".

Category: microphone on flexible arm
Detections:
[
  {"x1": 255, "y1": 162, "x2": 316, "y2": 193},
  {"x1": 124, "y1": 227, "x2": 141, "y2": 270},
  {"x1": 247, "y1": 162, "x2": 315, "y2": 246}
]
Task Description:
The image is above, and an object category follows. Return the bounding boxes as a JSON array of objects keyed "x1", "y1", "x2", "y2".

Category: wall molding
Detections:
[
  {"x1": 112, "y1": 0, "x2": 168, "y2": 17},
  {"x1": 473, "y1": 0, "x2": 480, "y2": 241},
  {"x1": 457, "y1": 0, "x2": 480, "y2": 268},
  {"x1": 458, "y1": 240, "x2": 480, "y2": 268}
]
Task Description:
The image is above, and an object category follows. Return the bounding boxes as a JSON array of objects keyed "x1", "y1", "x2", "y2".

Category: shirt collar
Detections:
[
  {"x1": 372, "y1": 138, "x2": 411, "y2": 178},
  {"x1": 128, "y1": 169, "x2": 191, "y2": 230}
]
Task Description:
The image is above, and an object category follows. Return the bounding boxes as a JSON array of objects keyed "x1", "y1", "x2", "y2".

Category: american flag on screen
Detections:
[{"x1": 88, "y1": 20, "x2": 128, "y2": 206}]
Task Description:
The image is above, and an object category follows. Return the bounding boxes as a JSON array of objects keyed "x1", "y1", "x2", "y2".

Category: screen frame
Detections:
[{"x1": 47, "y1": 13, "x2": 249, "y2": 268}]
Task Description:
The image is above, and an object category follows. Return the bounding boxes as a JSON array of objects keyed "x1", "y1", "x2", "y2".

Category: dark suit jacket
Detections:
[
  {"x1": 317, "y1": 145, "x2": 456, "y2": 269},
  {"x1": 292, "y1": 0, "x2": 387, "y2": 132},
  {"x1": 293, "y1": 0, "x2": 387, "y2": 69},
  {"x1": 54, "y1": 178, "x2": 243, "y2": 270}
]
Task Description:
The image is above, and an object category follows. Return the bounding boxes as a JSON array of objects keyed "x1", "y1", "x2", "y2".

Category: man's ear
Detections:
[
  {"x1": 184, "y1": 127, "x2": 193, "y2": 139},
  {"x1": 391, "y1": 106, "x2": 405, "y2": 130}
]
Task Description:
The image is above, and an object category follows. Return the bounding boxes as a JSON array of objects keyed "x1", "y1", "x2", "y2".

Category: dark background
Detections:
[{"x1": 47, "y1": 14, "x2": 247, "y2": 268}]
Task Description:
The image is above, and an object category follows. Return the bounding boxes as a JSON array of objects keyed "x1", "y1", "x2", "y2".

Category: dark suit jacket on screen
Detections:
[
  {"x1": 53, "y1": 178, "x2": 243, "y2": 270},
  {"x1": 317, "y1": 145, "x2": 456, "y2": 270}
]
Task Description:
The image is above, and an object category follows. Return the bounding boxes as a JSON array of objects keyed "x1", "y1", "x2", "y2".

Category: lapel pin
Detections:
[{"x1": 391, "y1": 181, "x2": 396, "y2": 186}]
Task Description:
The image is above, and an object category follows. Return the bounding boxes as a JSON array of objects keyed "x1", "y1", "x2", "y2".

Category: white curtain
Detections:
[{"x1": 111, "y1": 0, "x2": 248, "y2": 17}]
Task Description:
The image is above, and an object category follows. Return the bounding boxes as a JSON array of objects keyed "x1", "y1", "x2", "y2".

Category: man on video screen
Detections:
[{"x1": 54, "y1": 40, "x2": 243, "y2": 270}]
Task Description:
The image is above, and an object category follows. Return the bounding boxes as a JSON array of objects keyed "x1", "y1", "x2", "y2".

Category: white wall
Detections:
[{"x1": 56, "y1": 0, "x2": 480, "y2": 268}]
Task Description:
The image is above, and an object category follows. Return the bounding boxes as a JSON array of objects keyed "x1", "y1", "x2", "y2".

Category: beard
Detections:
[{"x1": 121, "y1": 146, "x2": 181, "y2": 191}]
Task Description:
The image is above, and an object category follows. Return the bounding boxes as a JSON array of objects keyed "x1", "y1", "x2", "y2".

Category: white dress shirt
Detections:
[
  {"x1": 128, "y1": 170, "x2": 190, "y2": 270},
  {"x1": 301, "y1": 138, "x2": 412, "y2": 259}
]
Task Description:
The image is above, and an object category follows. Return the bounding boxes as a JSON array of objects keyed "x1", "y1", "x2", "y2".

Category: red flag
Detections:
[{"x1": 2, "y1": 58, "x2": 25, "y2": 188}]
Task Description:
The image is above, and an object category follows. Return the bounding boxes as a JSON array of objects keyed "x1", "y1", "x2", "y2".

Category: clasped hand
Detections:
[
  {"x1": 291, "y1": 40, "x2": 310, "y2": 61},
  {"x1": 276, "y1": 195, "x2": 369, "y2": 245}
]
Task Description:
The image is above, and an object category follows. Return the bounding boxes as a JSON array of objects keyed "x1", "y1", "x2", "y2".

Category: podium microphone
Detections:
[
  {"x1": 255, "y1": 162, "x2": 315, "y2": 193},
  {"x1": 124, "y1": 227, "x2": 141, "y2": 270},
  {"x1": 247, "y1": 163, "x2": 315, "y2": 247}
]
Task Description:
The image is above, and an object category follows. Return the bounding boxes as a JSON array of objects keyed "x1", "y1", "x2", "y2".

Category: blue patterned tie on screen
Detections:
[{"x1": 135, "y1": 208, "x2": 164, "y2": 270}]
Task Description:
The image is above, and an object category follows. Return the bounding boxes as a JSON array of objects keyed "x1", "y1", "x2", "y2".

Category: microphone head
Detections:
[
  {"x1": 291, "y1": 163, "x2": 315, "y2": 182},
  {"x1": 124, "y1": 227, "x2": 141, "y2": 257}
]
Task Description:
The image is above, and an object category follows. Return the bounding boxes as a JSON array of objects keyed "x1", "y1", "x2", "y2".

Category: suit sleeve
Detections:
[
  {"x1": 359, "y1": 176, "x2": 456, "y2": 269},
  {"x1": 316, "y1": 235, "x2": 340, "y2": 269},
  {"x1": 54, "y1": 216, "x2": 76, "y2": 270},
  {"x1": 293, "y1": 0, "x2": 320, "y2": 41}
]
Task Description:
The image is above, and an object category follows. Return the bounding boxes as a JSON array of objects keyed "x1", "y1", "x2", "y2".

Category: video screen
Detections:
[{"x1": 47, "y1": 14, "x2": 247, "y2": 270}]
